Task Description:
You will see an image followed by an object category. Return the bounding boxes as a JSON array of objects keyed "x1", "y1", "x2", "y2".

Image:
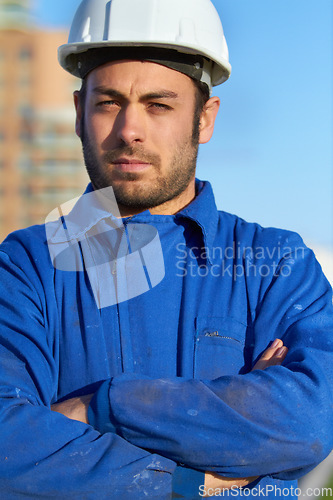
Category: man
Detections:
[{"x1": 0, "y1": 0, "x2": 332, "y2": 498}]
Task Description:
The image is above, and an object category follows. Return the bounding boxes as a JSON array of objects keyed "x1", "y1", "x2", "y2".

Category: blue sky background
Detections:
[{"x1": 31, "y1": 0, "x2": 332, "y2": 250}]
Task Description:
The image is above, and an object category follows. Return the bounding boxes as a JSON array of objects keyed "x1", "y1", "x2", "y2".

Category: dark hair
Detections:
[
  {"x1": 193, "y1": 80, "x2": 210, "y2": 113},
  {"x1": 191, "y1": 80, "x2": 210, "y2": 144}
]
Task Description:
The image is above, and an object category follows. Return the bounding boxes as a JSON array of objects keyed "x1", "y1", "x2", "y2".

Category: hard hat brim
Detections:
[{"x1": 58, "y1": 41, "x2": 231, "y2": 86}]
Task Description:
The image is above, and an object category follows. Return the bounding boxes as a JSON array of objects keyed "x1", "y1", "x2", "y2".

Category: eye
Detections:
[
  {"x1": 149, "y1": 102, "x2": 172, "y2": 112},
  {"x1": 96, "y1": 99, "x2": 118, "y2": 108}
]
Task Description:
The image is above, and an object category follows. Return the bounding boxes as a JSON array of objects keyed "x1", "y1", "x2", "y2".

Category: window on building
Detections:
[
  {"x1": 19, "y1": 105, "x2": 33, "y2": 119},
  {"x1": 18, "y1": 47, "x2": 32, "y2": 60},
  {"x1": 18, "y1": 155, "x2": 32, "y2": 172},
  {"x1": 19, "y1": 126, "x2": 31, "y2": 142}
]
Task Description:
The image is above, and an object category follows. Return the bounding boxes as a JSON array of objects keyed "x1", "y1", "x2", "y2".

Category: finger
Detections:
[
  {"x1": 252, "y1": 339, "x2": 288, "y2": 371},
  {"x1": 264, "y1": 346, "x2": 288, "y2": 367},
  {"x1": 252, "y1": 339, "x2": 282, "y2": 370},
  {"x1": 252, "y1": 345, "x2": 288, "y2": 371}
]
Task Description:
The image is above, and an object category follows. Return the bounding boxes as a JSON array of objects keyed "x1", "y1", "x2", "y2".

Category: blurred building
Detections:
[{"x1": 0, "y1": 0, "x2": 88, "y2": 242}]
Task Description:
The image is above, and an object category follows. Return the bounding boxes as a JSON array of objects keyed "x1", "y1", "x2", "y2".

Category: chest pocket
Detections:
[{"x1": 194, "y1": 316, "x2": 247, "y2": 379}]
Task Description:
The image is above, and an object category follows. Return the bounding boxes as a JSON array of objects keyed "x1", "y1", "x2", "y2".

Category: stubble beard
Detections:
[{"x1": 81, "y1": 122, "x2": 200, "y2": 212}]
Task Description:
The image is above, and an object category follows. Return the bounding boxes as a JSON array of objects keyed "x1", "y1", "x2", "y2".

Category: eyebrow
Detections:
[{"x1": 92, "y1": 86, "x2": 179, "y2": 101}]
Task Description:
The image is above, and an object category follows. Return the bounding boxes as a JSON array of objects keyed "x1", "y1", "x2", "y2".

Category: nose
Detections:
[{"x1": 115, "y1": 104, "x2": 146, "y2": 145}]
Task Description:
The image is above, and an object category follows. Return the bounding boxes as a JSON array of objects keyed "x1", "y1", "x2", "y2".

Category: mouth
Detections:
[{"x1": 112, "y1": 157, "x2": 152, "y2": 173}]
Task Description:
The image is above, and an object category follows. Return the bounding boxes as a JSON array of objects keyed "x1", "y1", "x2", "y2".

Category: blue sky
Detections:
[{"x1": 32, "y1": 0, "x2": 332, "y2": 249}]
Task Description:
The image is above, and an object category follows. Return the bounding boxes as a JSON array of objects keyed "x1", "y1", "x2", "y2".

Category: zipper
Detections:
[
  {"x1": 116, "y1": 217, "x2": 135, "y2": 373},
  {"x1": 204, "y1": 332, "x2": 242, "y2": 344}
]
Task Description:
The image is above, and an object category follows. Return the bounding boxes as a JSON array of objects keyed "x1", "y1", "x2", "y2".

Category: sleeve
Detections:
[
  {"x1": 88, "y1": 240, "x2": 333, "y2": 480},
  {"x1": 0, "y1": 242, "x2": 187, "y2": 500}
]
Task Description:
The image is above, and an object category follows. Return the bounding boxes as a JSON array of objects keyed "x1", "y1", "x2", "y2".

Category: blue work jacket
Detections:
[{"x1": 0, "y1": 180, "x2": 332, "y2": 499}]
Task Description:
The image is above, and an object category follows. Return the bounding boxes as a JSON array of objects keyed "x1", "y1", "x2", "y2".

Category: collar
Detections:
[
  {"x1": 176, "y1": 179, "x2": 219, "y2": 265},
  {"x1": 47, "y1": 180, "x2": 219, "y2": 264}
]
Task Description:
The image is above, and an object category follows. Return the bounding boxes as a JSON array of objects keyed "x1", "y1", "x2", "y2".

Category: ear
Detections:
[
  {"x1": 73, "y1": 90, "x2": 82, "y2": 138},
  {"x1": 199, "y1": 96, "x2": 220, "y2": 144}
]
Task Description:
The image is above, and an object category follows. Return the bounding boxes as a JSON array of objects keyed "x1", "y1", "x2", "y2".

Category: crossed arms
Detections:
[
  {"x1": 1, "y1": 231, "x2": 333, "y2": 498},
  {"x1": 52, "y1": 339, "x2": 288, "y2": 494}
]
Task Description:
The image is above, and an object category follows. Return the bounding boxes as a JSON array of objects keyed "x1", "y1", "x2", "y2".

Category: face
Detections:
[{"x1": 74, "y1": 60, "x2": 219, "y2": 215}]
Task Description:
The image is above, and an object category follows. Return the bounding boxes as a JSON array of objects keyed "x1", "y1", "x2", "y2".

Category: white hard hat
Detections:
[{"x1": 58, "y1": 0, "x2": 231, "y2": 90}]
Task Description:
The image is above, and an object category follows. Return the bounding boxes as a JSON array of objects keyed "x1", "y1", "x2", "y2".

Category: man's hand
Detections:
[
  {"x1": 51, "y1": 393, "x2": 93, "y2": 424},
  {"x1": 252, "y1": 338, "x2": 288, "y2": 371},
  {"x1": 203, "y1": 338, "x2": 288, "y2": 496},
  {"x1": 51, "y1": 339, "x2": 288, "y2": 497}
]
